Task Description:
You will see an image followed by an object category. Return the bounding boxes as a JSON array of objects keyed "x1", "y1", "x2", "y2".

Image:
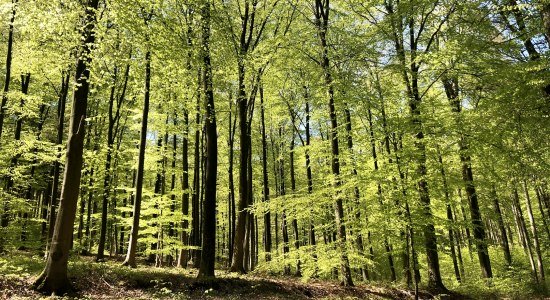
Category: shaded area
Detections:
[{"x1": 0, "y1": 254, "x2": 485, "y2": 299}]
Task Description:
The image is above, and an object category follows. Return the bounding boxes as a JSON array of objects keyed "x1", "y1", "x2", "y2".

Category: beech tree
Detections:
[
  {"x1": 32, "y1": 0, "x2": 100, "y2": 294},
  {"x1": 0, "y1": 0, "x2": 546, "y2": 297}
]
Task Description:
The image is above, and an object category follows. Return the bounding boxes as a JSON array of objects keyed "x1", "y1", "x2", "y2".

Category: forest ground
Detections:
[{"x1": 0, "y1": 252, "x2": 546, "y2": 300}]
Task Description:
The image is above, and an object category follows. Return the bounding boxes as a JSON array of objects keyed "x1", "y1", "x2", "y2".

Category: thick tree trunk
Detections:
[
  {"x1": 230, "y1": 57, "x2": 250, "y2": 273},
  {"x1": 32, "y1": 0, "x2": 99, "y2": 294},
  {"x1": 198, "y1": 1, "x2": 217, "y2": 277},
  {"x1": 43, "y1": 73, "x2": 70, "y2": 254}
]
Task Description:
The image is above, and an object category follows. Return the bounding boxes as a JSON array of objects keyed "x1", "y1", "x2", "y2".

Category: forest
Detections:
[{"x1": 0, "y1": 0, "x2": 549, "y2": 299}]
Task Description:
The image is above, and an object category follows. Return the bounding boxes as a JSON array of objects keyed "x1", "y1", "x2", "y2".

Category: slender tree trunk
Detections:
[
  {"x1": 437, "y1": 148, "x2": 461, "y2": 283},
  {"x1": 534, "y1": 187, "x2": 550, "y2": 241},
  {"x1": 228, "y1": 96, "x2": 236, "y2": 264},
  {"x1": 97, "y1": 67, "x2": 118, "y2": 261},
  {"x1": 191, "y1": 72, "x2": 202, "y2": 267},
  {"x1": 278, "y1": 127, "x2": 290, "y2": 275},
  {"x1": 512, "y1": 186, "x2": 538, "y2": 281},
  {"x1": 366, "y1": 106, "x2": 396, "y2": 282},
  {"x1": 0, "y1": 0, "x2": 17, "y2": 140},
  {"x1": 122, "y1": 35, "x2": 152, "y2": 267},
  {"x1": 15, "y1": 74, "x2": 31, "y2": 246},
  {"x1": 443, "y1": 76, "x2": 492, "y2": 279},
  {"x1": 303, "y1": 95, "x2": 319, "y2": 274},
  {"x1": 313, "y1": 0, "x2": 353, "y2": 286},
  {"x1": 491, "y1": 186, "x2": 512, "y2": 266},
  {"x1": 288, "y1": 108, "x2": 301, "y2": 276},
  {"x1": 259, "y1": 85, "x2": 272, "y2": 261},
  {"x1": 523, "y1": 180, "x2": 545, "y2": 281},
  {"x1": 386, "y1": 0, "x2": 445, "y2": 289},
  {"x1": 32, "y1": 1, "x2": 99, "y2": 293}
]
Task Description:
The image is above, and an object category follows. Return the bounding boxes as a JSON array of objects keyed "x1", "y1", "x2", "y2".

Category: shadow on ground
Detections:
[{"x1": 0, "y1": 254, "x2": 472, "y2": 299}]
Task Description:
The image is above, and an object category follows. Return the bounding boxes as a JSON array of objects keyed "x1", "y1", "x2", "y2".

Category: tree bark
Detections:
[
  {"x1": 0, "y1": 0, "x2": 17, "y2": 140},
  {"x1": 32, "y1": 0, "x2": 99, "y2": 294},
  {"x1": 122, "y1": 25, "x2": 152, "y2": 267},
  {"x1": 97, "y1": 66, "x2": 118, "y2": 261},
  {"x1": 437, "y1": 148, "x2": 461, "y2": 283},
  {"x1": 313, "y1": 0, "x2": 353, "y2": 286},
  {"x1": 385, "y1": 0, "x2": 445, "y2": 289},
  {"x1": 198, "y1": 0, "x2": 217, "y2": 277},
  {"x1": 523, "y1": 180, "x2": 545, "y2": 282},
  {"x1": 443, "y1": 76, "x2": 492, "y2": 279},
  {"x1": 191, "y1": 68, "x2": 202, "y2": 268},
  {"x1": 259, "y1": 85, "x2": 272, "y2": 261},
  {"x1": 366, "y1": 105, "x2": 396, "y2": 282},
  {"x1": 491, "y1": 186, "x2": 512, "y2": 266},
  {"x1": 512, "y1": 185, "x2": 538, "y2": 281}
]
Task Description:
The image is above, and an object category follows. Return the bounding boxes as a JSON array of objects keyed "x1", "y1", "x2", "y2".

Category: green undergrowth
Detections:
[{"x1": 0, "y1": 251, "x2": 548, "y2": 299}]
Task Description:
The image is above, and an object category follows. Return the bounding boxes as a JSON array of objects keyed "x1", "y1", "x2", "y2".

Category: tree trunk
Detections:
[
  {"x1": 228, "y1": 95, "x2": 236, "y2": 264},
  {"x1": 437, "y1": 148, "x2": 461, "y2": 283},
  {"x1": 260, "y1": 85, "x2": 272, "y2": 261},
  {"x1": 534, "y1": 187, "x2": 550, "y2": 241},
  {"x1": 230, "y1": 57, "x2": 250, "y2": 273},
  {"x1": 177, "y1": 110, "x2": 190, "y2": 268},
  {"x1": 523, "y1": 180, "x2": 545, "y2": 281},
  {"x1": 288, "y1": 106, "x2": 301, "y2": 276},
  {"x1": 303, "y1": 95, "x2": 319, "y2": 275},
  {"x1": 512, "y1": 186, "x2": 538, "y2": 281},
  {"x1": 122, "y1": 39, "x2": 152, "y2": 268},
  {"x1": 32, "y1": 0, "x2": 99, "y2": 294},
  {"x1": 97, "y1": 66, "x2": 118, "y2": 261},
  {"x1": 0, "y1": 0, "x2": 17, "y2": 140},
  {"x1": 491, "y1": 186, "x2": 512, "y2": 266},
  {"x1": 443, "y1": 76, "x2": 492, "y2": 279},
  {"x1": 191, "y1": 70, "x2": 202, "y2": 268},
  {"x1": 43, "y1": 73, "x2": 70, "y2": 254},
  {"x1": 15, "y1": 73, "x2": 31, "y2": 246},
  {"x1": 314, "y1": 0, "x2": 353, "y2": 286},
  {"x1": 198, "y1": 1, "x2": 217, "y2": 277},
  {"x1": 366, "y1": 105, "x2": 396, "y2": 282},
  {"x1": 386, "y1": 0, "x2": 445, "y2": 289}
]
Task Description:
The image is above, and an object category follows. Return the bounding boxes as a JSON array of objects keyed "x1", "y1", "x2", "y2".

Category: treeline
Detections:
[{"x1": 0, "y1": 0, "x2": 549, "y2": 295}]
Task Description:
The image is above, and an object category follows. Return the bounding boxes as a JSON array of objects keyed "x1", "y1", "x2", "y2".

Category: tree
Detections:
[
  {"x1": 122, "y1": 9, "x2": 153, "y2": 268},
  {"x1": 198, "y1": 0, "x2": 217, "y2": 278},
  {"x1": 32, "y1": 0, "x2": 100, "y2": 294},
  {"x1": 312, "y1": 0, "x2": 353, "y2": 287}
]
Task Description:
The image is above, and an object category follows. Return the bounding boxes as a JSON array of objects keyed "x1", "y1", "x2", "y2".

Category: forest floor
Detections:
[{"x1": 0, "y1": 252, "x2": 546, "y2": 300}]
